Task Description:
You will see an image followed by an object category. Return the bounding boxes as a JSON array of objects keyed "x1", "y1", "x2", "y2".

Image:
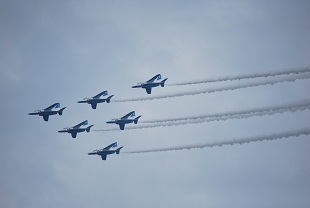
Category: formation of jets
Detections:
[
  {"x1": 28, "y1": 74, "x2": 167, "y2": 161},
  {"x1": 58, "y1": 120, "x2": 94, "y2": 138}
]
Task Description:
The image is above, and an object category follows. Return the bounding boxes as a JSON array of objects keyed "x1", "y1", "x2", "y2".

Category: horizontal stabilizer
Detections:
[
  {"x1": 58, "y1": 107, "x2": 66, "y2": 115},
  {"x1": 134, "y1": 115, "x2": 142, "y2": 124},
  {"x1": 116, "y1": 147, "x2": 123, "y2": 154},
  {"x1": 106, "y1": 95, "x2": 114, "y2": 103},
  {"x1": 86, "y1": 125, "x2": 94, "y2": 132},
  {"x1": 160, "y1": 78, "x2": 168, "y2": 87}
]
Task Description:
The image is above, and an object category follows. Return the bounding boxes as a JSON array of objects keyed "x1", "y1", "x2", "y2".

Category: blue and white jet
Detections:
[
  {"x1": 132, "y1": 74, "x2": 168, "y2": 94},
  {"x1": 88, "y1": 142, "x2": 123, "y2": 160},
  {"x1": 28, "y1": 103, "x2": 66, "y2": 121},
  {"x1": 78, "y1": 90, "x2": 114, "y2": 109},
  {"x1": 106, "y1": 111, "x2": 141, "y2": 130},
  {"x1": 58, "y1": 120, "x2": 94, "y2": 138}
]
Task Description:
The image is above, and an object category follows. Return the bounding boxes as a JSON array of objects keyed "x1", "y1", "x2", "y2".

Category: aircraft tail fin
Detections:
[
  {"x1": 58, "y1": 107, "x2": 66, "y2": 115},
  {"x1": 134, "y1": 115, "x2": 142, "y2": 124},
  {"x1": 160, "y1": 78, "x2": 168, "y2": 87},
  {"x1": 86, "y1": 125, "x2": 94, "y2": 132},
  {"x1": 116, "y1": 147, "x2": 123, "y2": 154},
  {"x1": 106, "y1": 95, "x2": 114, "y2": 103}
]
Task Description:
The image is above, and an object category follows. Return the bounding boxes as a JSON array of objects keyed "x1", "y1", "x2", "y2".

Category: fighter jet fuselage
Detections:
[
  {"x1": 132, "y1": 74, "x2": 168, "y2": 94},
  {"x1": 106, "y1": 118, "x2": 138, "y2": 125},
  {"x1": 132, "y1": 82, "x2": 163, "y2": 89},
  {"x1": 78, "y1": 91, "x2": 114, "y2": 109},
  {"x1": 28, "y1": 103, "x2": 66, "y2": 121},
  {"x1": 88, "y1": 143, "x2": 123, "y2": 160},
  {"x1": 106, "y1": 111, "x2": 141, "y2": 130},
  {"x1": 58, "y1": 120, "x2": 94, "y2": 138}
]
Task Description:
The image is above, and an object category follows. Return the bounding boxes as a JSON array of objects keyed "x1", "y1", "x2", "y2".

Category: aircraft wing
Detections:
[
  {"x1": 147, "y1": 74, "x2": 161, "y2": 83},
  {"x1": 121, "y1": 111, "x2": 135, "y2": 119},
  {"x1": 102, "y1": 142, "x2": 118, "y2": 150},
  {"x1": 93, "y1": 90, "x2": 108, "y2": 98},
  {"x1": 146, "y1": 87, "x2": 152, "y2": 94},
  {"x1": 44, "y1": 103, "x2": 60, "y2": 110},
  {"x1": 43, "y1": 115, "x2": 49, "y2": 121},
  {"x1": 101, "y1": 154, "x2": 107, "y2": 160},
  {"x1": 91, "y1": 103, "x2": 97, "y2": 109},
  {"x1": 71, "y1": 132, "x2": 77, "y2": 138},
  {"x1": 72, "y1": 120, "x2": 88, "y2": 128},
  {"x1": 119, "y1": 123, "x2": 125, "y2": 130}
]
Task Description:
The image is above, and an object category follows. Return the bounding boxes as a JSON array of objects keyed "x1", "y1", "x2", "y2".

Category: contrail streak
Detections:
[
  {"x1": 168, "y1": 67, "x2": 310, "y2": 86},
  {"x1": 94, "y1": 101, "x2": 310, "y2": 132},
  {"x1": 142, "y1": 100, "x2": 310, "y2": 123},
  {"x1": 123, "y1": 127, "x2": 310, "y2": 153},
  {"x1": 112, "y1": 73, "x2": 310, "y2": 102}
]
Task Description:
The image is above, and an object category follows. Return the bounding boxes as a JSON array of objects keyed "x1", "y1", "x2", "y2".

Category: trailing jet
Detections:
[
  {"x1": 78, "y1": 90, "x2": 114, "y2": 109},
  {"x1": 58, "y1": 120, "x2": 94, "y2": 138},
  {"x1": 28, "y1": 103, "x2": 66, "y2": 121},
  {"x1": 88, "y1": 142, "x2": 123, "y2": 160},
  {"x1": 106, "y1": 111, "x2": 141, "y2": 130},
  {"x1": 132, "y1": 74, "x2": 168, "y2": 94}
]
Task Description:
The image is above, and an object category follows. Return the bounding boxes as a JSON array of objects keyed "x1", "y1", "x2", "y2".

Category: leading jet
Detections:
[
  {"x1": 58, "y1": 120, "x2": 94, "y2": 138},
  {"x1": 88, "y1": 142, "x2": 123, "y2": 160},
  {"x1": 77, "y1": 90, "x2": 114, "y2": 109},
  {"x1": 28, "y1": 103, "x2": 66, "y2": 121},
  {"x1": 132, "y1": 74, "x2": 168, "y2": 94},
  {"x1": 106, "y1": 111, "x2": 141, "y2": 130}
]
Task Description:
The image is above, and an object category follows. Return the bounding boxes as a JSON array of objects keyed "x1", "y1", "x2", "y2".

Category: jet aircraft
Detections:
[
  {"x1": 58, "y1": 120, "x2": 94, "y2": 138},
  {"x1": 78, "y1": 90, "x2": 114, "y2": 109},
  {"x1": 132, "y1": 74, "x2": 168, "y2": 94},
  {"x1": 28, "y1": 103, "x2": 66, "y2": 121},
  {"x1": 88, "y1": 142, "x2": 123, "y2": 160},
  {"x1": 106, "y1": 111, "x2": 141, "y2": 130}
]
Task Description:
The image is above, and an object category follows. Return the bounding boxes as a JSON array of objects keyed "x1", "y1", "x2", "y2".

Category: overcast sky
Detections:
[{"x1": 1, "y1": 0, "x2": 310, "y2": 207}]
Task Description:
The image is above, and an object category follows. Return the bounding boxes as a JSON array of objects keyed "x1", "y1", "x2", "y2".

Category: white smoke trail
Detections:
[
  {"x1": 142, "y1": 100, "x2": 310, "y2": 123},
  {"x1": 123, "y1": 127, "x2": 310, "y2": 154},
  {"x1": 168, "y1": 67, "x2": 310, "y2": 86},
  {"x1": 94, "y1": 101, "x2": 310, "y2": 132},
  {"x1": 112, "y1": 73, "x2": 310, "y2": 102}
]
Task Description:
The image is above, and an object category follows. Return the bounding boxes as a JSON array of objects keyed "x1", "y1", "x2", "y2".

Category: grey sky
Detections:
[{"x1": 1, "y1": 0, "x2": 310, "y2": 207}]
